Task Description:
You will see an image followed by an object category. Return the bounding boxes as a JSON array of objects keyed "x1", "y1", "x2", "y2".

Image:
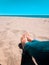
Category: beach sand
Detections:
[{"x1": 0, "y1": 17, "x2": 49, "y2": 65}]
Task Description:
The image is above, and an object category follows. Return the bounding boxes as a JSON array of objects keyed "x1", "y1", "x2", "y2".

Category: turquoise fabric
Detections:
[{"x1": 24, "y1": 40, "x2": 49, "y2": 57}]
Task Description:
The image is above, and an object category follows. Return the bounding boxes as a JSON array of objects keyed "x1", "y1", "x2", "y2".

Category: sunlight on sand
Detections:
[{"x1": 0, "y1": 17, "x2": 49, "y2": 65}]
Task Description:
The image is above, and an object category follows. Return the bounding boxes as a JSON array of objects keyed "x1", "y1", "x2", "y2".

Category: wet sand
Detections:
[{"x1": 0, "y1": 17, "x2": 49, "y2": 65}]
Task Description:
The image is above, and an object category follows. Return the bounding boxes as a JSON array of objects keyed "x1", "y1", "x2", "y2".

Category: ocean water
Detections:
[{"x1": 0, "y1": 0, "x2": 49, "y2": 15}]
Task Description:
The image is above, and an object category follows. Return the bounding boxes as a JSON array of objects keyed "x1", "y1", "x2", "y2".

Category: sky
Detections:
[{"x1": 0, "y1": 0, "x2": 49, "y2": 15}]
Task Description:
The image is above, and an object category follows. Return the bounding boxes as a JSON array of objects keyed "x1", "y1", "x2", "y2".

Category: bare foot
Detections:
[
  {"x1": 21, "y1": 33, "x2": 28, "y2": 48},
  {"x1": 20, "y1": 32, "x2": 34, "y2": 48},
  {"x1": 25, "y1": 32, "x2": 34, "y2": 42}
]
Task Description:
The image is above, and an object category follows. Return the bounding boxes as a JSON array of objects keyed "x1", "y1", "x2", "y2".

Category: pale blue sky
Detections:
[{"x1": 0, "y1": 0, "x2": 49, "y2": 15}]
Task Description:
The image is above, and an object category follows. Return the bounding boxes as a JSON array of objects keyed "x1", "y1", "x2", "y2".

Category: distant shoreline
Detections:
[{"x1": 0, "y1": 15, "x2": 49, "y2": 18}]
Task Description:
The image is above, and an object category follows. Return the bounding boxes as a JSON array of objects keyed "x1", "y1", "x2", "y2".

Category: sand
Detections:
[{"x1": 0, "y1": 17, "x2": 49, "y2": 65}]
